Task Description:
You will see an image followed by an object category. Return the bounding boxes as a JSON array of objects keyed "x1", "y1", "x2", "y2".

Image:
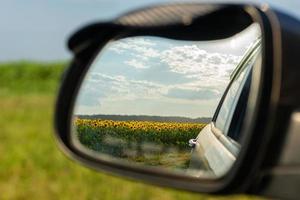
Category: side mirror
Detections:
[{"x1": 54, "y1": 2, "x2": 300, "y2": 198}]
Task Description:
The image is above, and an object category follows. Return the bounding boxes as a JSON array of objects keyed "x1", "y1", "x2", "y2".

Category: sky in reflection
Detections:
[{"x1": 75, "y1": 24, "x2": 260, "y2": 118}]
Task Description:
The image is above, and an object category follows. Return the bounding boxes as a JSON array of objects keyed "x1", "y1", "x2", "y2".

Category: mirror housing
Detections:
[
  {"x1": 68, "y1": 5, "x2": 254, "y2": 53},
  {"x1": 54, "y1": 2, "x2": 300, "y2": 198}
]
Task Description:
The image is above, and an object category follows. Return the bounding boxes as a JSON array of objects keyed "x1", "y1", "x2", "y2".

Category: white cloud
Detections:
[
  {"x1": 107, "y1": 37, "x2": 160, "y2": 70},
  {"x1": 129, "y1": 38, "x2": 156, "y2": 46},
  {"x1": 124, "y1": 59, "x2": 149, "y2": 69},
  {"x1": 108, "y1": 37, "x2": 242, "y2": 88},
  {"x1": 84, "y1": 71, "x2": 225, "y2": 104},
  {"x1": 161, "y1": 45, "x2": 241, "y2": 76},
  {"x1": 108, "y1": 37, "x2": 159, "y2": 59},
  {"x1": 84, "y1": 72, "x2": 165, "y2": 101},
  {"x1": 85, "y1": 38, "x2": 245, "y2": 105},
  {"x1": 159, "y1": 45, "x2": 242, "y2": 93}
]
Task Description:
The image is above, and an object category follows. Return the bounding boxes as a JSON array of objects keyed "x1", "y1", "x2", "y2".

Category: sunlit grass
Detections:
[{"x1": 0, "y1": 62, "x2": 263, "y2": 199}]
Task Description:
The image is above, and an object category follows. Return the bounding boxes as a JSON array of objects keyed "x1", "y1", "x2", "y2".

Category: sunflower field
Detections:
[{"x1": 74, "y1": 119, "x2": 206, "y2": 168}]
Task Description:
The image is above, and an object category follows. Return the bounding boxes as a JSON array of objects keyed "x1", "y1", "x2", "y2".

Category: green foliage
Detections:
[{"x1": 0, "y1": 61, "x2": 67, "y2": 95}]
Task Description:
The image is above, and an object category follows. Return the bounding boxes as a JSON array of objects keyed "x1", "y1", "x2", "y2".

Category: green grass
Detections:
[
  {"x1": 0, "y1": 61, "x2": 262, "y2": 199},
  {"x1": 0, "y1": 61, "x2": 66, "y2": 95}
]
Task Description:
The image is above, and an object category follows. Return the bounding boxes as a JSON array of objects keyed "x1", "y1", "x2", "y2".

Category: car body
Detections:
[{"x1": 189, "y1": 39, "x2": 261, "y2": 177}]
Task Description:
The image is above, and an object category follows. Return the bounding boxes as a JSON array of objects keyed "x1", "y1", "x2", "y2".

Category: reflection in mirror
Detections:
[{"x1": 71, "y1": 23, "x2": 261, "y2": 179}]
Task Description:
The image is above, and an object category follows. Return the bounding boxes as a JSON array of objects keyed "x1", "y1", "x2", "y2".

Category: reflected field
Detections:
[{"x1": 75, "y1": 118, "x2": 205, "y2": 169}]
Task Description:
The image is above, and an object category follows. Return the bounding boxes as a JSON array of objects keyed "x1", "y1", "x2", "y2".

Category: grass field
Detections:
[{"x1": 0, "y1": 61, "x2": 262, "y2": 199}]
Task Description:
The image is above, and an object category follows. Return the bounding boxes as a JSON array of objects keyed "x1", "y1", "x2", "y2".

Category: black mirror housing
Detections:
[{"x1": 54, "y1": 2, "x2": 300, "y2": 199}]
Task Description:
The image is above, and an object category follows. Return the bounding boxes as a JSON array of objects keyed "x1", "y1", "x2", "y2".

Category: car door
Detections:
[{"x1": 188, "y1": 40, "x2": 261, "y2": 178}]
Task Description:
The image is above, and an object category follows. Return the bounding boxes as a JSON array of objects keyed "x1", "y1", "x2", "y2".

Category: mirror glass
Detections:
[{"x1": 71, "y1": 23, "x2": 261, "y2": 179}]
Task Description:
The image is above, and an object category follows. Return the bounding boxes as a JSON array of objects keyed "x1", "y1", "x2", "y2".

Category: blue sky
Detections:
[
  {"x1": 0, "y1": 0, "x2": 299, "y2": 61},
  {"x1": 74, "y1": 24, "x2": 260, "y2": 118}
]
